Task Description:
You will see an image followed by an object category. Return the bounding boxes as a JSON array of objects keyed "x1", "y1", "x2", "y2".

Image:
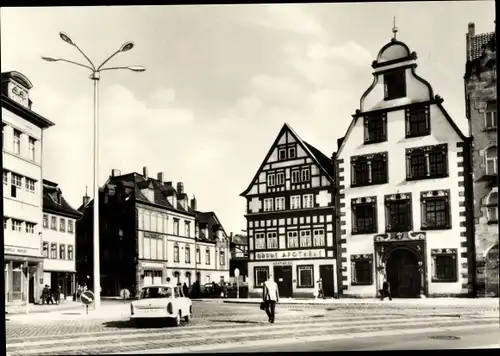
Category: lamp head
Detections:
[
  {"x1": 119, "y1": 42, "x2": 134, "y2": 52},
  {"x1": 59, "y1": 32, "x2": 75, "y2": 46},
  {"x1": 127, "y1": 65, "x2": 146, "y2": 72},
  {"x1": 41, "y1": 56, "x2": 59, "y2": 62}
]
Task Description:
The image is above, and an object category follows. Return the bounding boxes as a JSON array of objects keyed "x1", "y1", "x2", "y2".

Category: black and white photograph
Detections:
[{"x1": 1, "y1": 1, "x2": 498, "y2": 354}]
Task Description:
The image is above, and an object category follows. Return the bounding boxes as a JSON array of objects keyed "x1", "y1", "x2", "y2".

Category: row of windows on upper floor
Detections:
[
  {"x1": 173, "y1": 243, "x2": 226, "y2": 266},
  {"x1": 3, "y1": 123, "x2": 38, "y2": 161},
  {"x1": 262, "y1": 194, "x2": 316, "y2": 212},
  {"x1": 4, "y1": 217, "x2": 36, "y2": 234},
  {"x1": 138, "y1": 211, "x2": 192, "y2": 237},
  {"x1": 43, "y1": 214, "x2": 75, "y2": 234},
  {"x1": 267, "y1": 167, "x2": 311, "y2": 187},
  {"x1": 42, "y1": 242, "x2": 74, "y2": 260},
  {"x1": 3, "y1": 170, "x2": 37, "y2": 198},
  {"x1": 254, "y1": 228, "x2": 326, "y2": 250}
]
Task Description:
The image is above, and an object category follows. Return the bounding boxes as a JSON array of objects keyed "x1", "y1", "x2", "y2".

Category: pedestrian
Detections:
[
  {"x1": 54, "y1": 285, "x2": 61, "y2": 305},
  {"x1": 41, "y1": 285, "x2": 50, "y2": 305},
  {"x1": 379, "y1": 280, "x2": 392, "y2": 301},
  {"x1": 182, "y1": 283, "x2": 189, "y2": 298},
  {"x1": 223, "y1": 282, "x2": 228, "y2": 299},
  {"x1": 317, "y1": 278, "x2": 325, "y2": 299},
  {"x1": 262, "y1": 275, "x2": 279, "y2": 324},
  {"x1": 47, "y1": 287, "x2": 55, "y2": 305}
]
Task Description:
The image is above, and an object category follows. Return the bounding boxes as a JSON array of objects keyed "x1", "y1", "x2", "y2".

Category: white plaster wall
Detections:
[{"x1": 42, "y1": 214, "x2": 76, "y2": 272}]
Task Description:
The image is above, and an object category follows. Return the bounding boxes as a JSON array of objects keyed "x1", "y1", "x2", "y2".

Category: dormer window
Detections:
[
  {"x1": 278, "y1": 148, "x2": 286, "y2": 160},
  {"x1": 277, "y1": 144, "x2": 297, "y2": 161},
  {"x1": 384, "y1": 69, "x2": 406, "y2": 100},
  {"x1": 142, "y1": 188, "x2": 154, "y2": 202}
]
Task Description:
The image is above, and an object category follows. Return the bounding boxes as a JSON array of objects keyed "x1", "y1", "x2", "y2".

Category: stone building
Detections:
[{"x1": 464, "y1": 22, "x2": 498, "y2": 296}]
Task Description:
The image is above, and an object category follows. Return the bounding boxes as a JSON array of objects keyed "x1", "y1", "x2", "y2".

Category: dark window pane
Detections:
[
  {"x1": 384, "y1": 70, "x2": 406, "y2": 99},
  {"x1": 388, "y1": 201, "x2": 411, "y2": 232},
  {"x1": 355, "y1": 261, "x2": 371, "y2": 283},
  {"x1": 366, "y1": 117, "x2": 385, "y2": 142},
  {"x1": 425, "y1": 199, "x2": 447, "y2": 227},
  {"x1": 355, "y1": 205, "x2": 375, "y2": 233},
  {"x1": 371, "y1": 160, "x2": 386, "y2": 183},
  {"x1": 408, "y1": 107, "x2": 429, "y2": 136},
  {"x1": 410, "y1": 154, "x2": 426, "y2": 178},
  {"x1": 429, "y1": 152, "x2": 446, "y2": 176},
  {"x1": 436, "y1": 256, "x2": 454, "y2": 280},
  {"x1": 354, "y1": 161, "x2": 369, "y2": 185}
]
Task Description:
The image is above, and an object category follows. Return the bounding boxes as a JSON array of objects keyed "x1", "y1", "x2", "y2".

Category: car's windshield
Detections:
[{"x1": 140, "y1": 287, "x2": 173, "y2": 299}]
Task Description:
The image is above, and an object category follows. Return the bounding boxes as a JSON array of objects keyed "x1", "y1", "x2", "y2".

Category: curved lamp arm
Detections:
[
  {"x1": 100, "y1": 66, "x2": 146, "y2": 72},
  {"x1": 41, "y1": 56, "x2": 94, "y2": 71},
  {"x1": 74, "y1": 44, "x2": 97, "y2": 71},
  {"x1": 97, "y1": 50, "x2": 121, "y2": 71}
]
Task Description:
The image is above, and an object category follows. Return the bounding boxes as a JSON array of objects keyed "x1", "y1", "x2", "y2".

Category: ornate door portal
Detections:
[{"x1": 386, "y1": 249, "x2": 420, "y2": 298}]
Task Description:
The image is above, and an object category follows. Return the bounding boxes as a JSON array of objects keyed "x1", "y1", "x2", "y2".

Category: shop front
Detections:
[
  {"x1": 43, "y1": 271, "x2": 76, "y2": 298},
  {"x1": 5, "y1": 246, "x2": 44, "y2": 305}
]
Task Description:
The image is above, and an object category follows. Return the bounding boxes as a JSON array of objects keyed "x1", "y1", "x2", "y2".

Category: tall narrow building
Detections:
[{"x1": 464, "y1": 22, "x2": 498, "y2": 297}]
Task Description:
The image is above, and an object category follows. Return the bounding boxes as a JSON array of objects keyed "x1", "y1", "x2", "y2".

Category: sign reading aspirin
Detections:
[{"x1": 255, "y1": 249, "x2": 325, "y2": 260}]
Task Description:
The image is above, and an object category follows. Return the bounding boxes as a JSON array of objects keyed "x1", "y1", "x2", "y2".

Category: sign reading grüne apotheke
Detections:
[{"x1": 255, "y1": 249, "x2": 325, "y2": 260}]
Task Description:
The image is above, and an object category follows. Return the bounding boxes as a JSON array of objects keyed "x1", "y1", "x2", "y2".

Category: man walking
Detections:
[
  {"x1": 262, "y1": 275, "x2": 279, "y2": 323},
  {"x1": 317, "y1": 278, "x2": 325, "y2": 299},
  {"x1": 380, "y1": 280, "x2": 392, "y2": 301}
]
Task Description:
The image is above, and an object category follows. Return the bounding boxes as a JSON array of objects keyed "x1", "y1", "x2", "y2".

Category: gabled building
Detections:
[
  {"x1": 229, "y1": 233, "x2": 249, "y2": 283},
  {"x1": 335, "y1": 29, "x2": 474, "y2": 298},
  {"x1": 464, "y1": 22, "x2": 498, "y2": 297},
  {"x1": 241, "y1": 123, "x2": 337, "y2": 298},
  {"x1": 42, "y1": 180, "x2": 82, "y2": 298},
  {"x1": 2, "y1": 71, "x2": 55, "y2": 305}
]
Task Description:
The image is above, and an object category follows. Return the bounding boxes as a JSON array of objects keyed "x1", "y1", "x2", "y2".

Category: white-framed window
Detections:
[
  {"x1": 267, "y1": 173, "x2": 276, "y2": 187},
  {"x1": 287, "y1": 231, "x2": 299, "y2": 248},
  {"x1": 68, "y1": 220, "x2": 74, "y2": 233},
  {"x1": 278, "y1": 148, "x2": 286, "y2": 160},
  {"x1": 255, "y1": 267, "x2": 269, "y2": 287},
  {"x1": 288, "y1": 146, "x2": 296, "y2": 159},
  {"x1": 28, "y1": 137, "x2": 36, "y2": 161},
  {"x1": 291, "y1": 170, "x2": 300, "y2": 183},
  {"x1": 185, "y1": 222, "x2": 190, "y2": 237},
  {"x1": 51, "y1": 216, "x2": 57, "y2": 230},
  {"x1": 173, "y1": 219, "x2": 179, "y2": 235},
  {"x1": 485, "y1": 102, "x2": 497, "y2": 130},
  {"x1": 25, "y1": 222, "x2": 35, "y2": 234},
  {"x1": 275, "y1": 197, "x2": 285, "y2": 211},
  {"x1": 50, "y1": 243, "x2": 57, "y2": 259},
  {"x1": 25, "y1": 178, "x2": 35, "y2": 193},
  {"x1": 173, "y1": 243, "x2": 179, "y2": 262},
  {"x1": 3, "y1": 170, "x2": 8, "y2": 185},
  {"x1": 205, "y1": 248, "x2": 211, "y2": 265},
  {"x1": 301, "y1": 168, "x2": 311, "y2": 182},
  {"x1": 220, "y1": 248, "x2": 225, "y2": 265},
  {"x1": 297, "y1": 265, "x2": 314, "y2": 287},
  {"x1": 4, "y1": 218, "x2": 8, "y2": 230},
  {"x1": 313, "y1": 229, "x2": 325, "y2": 247},
  {"x1": 485, "y1": 147, "x2": 497, "y2": 175},
  {"x1": 299, "y1": 230, "x2": 312, "y2": 247},
  {"x1": 42, "y1": 242, "x2": 49, "y2": 258},
  {"x1": 196, "y1": 247, "x2": 201, "y2": 264},
  {"x1": 59, "y1": 244, "x2": 66, "y2": 259},
  {"x1": 60, "y1": 218, "x2": 66, "y2": 232},
  {"x1": 276, "y1": 172, "x2": 285, "y2": 185},
  {"x1": 13, "y1": 129, "x2": 21, "y2": 155},
  {"x1": 263, "y1": 198, "x2": 274, "y2": 212},
  {"x1": 291, "y1": 195, "x2": 301, "y2": 209},
  {"x1": 185, "y1": 245, "x2": 191, "y2": 263},
  {"x1": 12, "y1": 219, "x2": 22, "y2": 232},
  {"x1": 255, "y1": 233, "x2": 266, "y2": 249},
  {"x1": 68, "y1": 245, "x2": 74, "y2": 260},
  {"x1": 11, "y1": 173, "x2": 22, "y2": 188},
  {"x1": 303, "y1": 194, "x2": 314, "y2": 208},
  {"x1": 266, "y1": 232, "x2": 278, "y2": 249}
]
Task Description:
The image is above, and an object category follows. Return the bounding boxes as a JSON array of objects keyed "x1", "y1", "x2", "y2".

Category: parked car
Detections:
[{"x1": 130, "y1": 284, "x2": 192, "y2": 326}]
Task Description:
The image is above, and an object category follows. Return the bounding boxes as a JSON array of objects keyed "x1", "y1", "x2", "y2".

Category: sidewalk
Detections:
[{"x1": 5, "y1": 300, "x2": 82, "y2": 315}]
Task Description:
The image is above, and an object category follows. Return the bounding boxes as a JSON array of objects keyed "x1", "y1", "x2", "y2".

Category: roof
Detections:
[
  {"x1": 1, "y1": 94, "x2": 55, "y2": 129},
  {"x1": 1, "y1": 71, "x2": 33, "y2": 89},
  {"x1": 468, "y1": 31, "x2": 495, "y2": 62},
  {"x1": 240, "y1": 123, "x2": 335, "y2": 196},
  {"x1": 194, "y1": 211, "x2": 227, "y2": 242},
  {"x1": 43, "y1": 181, "x2": 82, "y2": 219},
  {"x1": 465, "y1": 33, "x2": 496, "y2": 79},
  {"x1": 231, "y1": 234, "x2": 248, "y2": 246}
]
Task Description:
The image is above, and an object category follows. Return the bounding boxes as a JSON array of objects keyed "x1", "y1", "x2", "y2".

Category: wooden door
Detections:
[{"x1": 319, "y1": 265, "x2": 335, "y2": 297}]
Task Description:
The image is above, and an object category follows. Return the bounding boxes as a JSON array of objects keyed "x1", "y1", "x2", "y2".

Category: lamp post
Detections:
[{"x1": 42, "y1": 32, "x2": 145, "y2": 309}]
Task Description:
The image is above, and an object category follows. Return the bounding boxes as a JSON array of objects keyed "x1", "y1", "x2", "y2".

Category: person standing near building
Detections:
[
  {"x1": 317, "y1": 278, "x2": 325, "y2": 299},
  {"x1": 380, "y1": 280, "x2": 392, "y2": 301},
  {"x1": 262, "y1": 275, "x2": 279, "y2": 323}
]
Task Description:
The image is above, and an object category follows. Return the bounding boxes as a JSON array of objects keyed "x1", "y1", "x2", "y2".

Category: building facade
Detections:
[
  {"x1": 76, "y1": 167, "x2": 229, "y2": 296},
  {"x1": 241, "y1": 123, "x2": 337, "y2": 298},
  {"x1": 335, "y1": 32, "x2": 474, "y2": 298},
  {"x1": 42, "y1": 180, "x2": 82, "y2": 298},
  {"x1": 229, "y1": 233, "x2": 249, "y2": 283},
  {"x1": 2, "y1": 71, "x2": 55, "y2": 305},
  {"x1": 464, "y1": 22, "x2": 498, "y2": 297}
]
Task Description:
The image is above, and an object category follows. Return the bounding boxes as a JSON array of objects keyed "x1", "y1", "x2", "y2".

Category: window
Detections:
[
  {"x1": 68, "y1": 220, "x2": 74, "y2": 233},
  {"x1": 303, "y1": 194, "x2": 314, "y2": 209},
  {"x1": 406, "y1": 144, "x2": 448, "y2": 180},
  {"x1": 287, "y1": 231, "x2": 299, "y2": 248},
  {"x1": 173, "y1": 244, "x2": 179, "y2": 262},
  {"x1": 151, "y1": 214, "x2": 157, "y2": 232},
  {"x1": 43, "y1": 214, "x2": 48, "y2": 229},
  {"x1": 288, "y1": 146, "x2": 296, "y2": 159},
  {"x1": 254, "y1": 266, "x2": 269, "y2": 287},
  {"x1": 220, "y1": 248, "x2": 225, "y2": 265},
  {"x1": 255, "y1": 233, "x2": 265, "y2": 250},
  {"x1": 290, "y1": 195, "x2": 301, "y2": 209},
  {"x1": 385, "y1": 193, "x2": 412, "y2": 233},
  {"x1": 486, "y1": 191, "x2": 498, "y2": 223},
  {"x1": 301, "y1": 168, "x2": 310, "y2": 182},
  {"x1": 351, "y1": 254, "x2": 373, "y2": 285},
  {"x1": 3, "y1": 170, "x2": 8, "y2": 185},
  {"x1": 297, "y1": 265, "x2": 314, "y2": 288},
  {"x1": 406, "y1": 105, "x2": 430, "y2": 137},
  {"x1": 276, "y1": 172, "x2": 285, "y2": 185},
  {"x1": 185, "y1": 245, "x2": 191, "y2": 263},
  {"x1": 266, "y1": 232, "x2": 278, "y2": 249},
  {"x1": 384, "y1": 69, "x2": 406, "y2": 100},
  {"x1": 205, "y1": 248, "x2": 210, "y2": 265},
  {"x1": 59, "y1": 244, "x2": 66, "y2": 259},
  {"x1": 352, "y1": 197, "x2": 377, "y2": 234},
  {"x1": 28, "y1": 137, "x2": 36, "y2": 161},
  {"x1": 185, "y1": 222, "x2": 190, "y2": 237},
  {"x1": 173, "y1": 219, "x2": 179, "y2": 235},
  {"x1": 68, "y1": 245, "x2": 74, "y2": 260},
  {"x1": 196, "y1": 247, "x2": 201, "y2": 264},
  {"x1": 275, "y1": 197, "x2": 285, "y2": 211},
  {"x1": 484, "y1": 101, "x2": 497, "y2": 130},
  {"x1": 11, "y1": 173, "x2": 22, "y2": 188},
  {"x1": 60, "y1": 218, "x2": 66, "y2": 232},
  {"x1": 12, "y1": 220, "x2": 22, "y2": 232},
  {"x1": 485, "y1": 147, "x2": 497, "y2": 175},
  {"x1": 42, "y1": 242, "x2": 49, "y2": 258},
  {"x1": 313, "y1": 229, "x2": 325, "y2": 247},
  {"x1": 299, "y1": 230, "x2": 312, "y2": 247},
  {"x1": 351, "y1": 153, "x2": 388, "y2": 187},
  {"x1": 25, "y1": 222, "x2": 35, "y2": 234},
  {"x1": 291, "y1": 170, "x2": 300, "y2": 183},
  {"x1": 364, "y1": 114, "x2": 387, "y2": 143},
  {"x1": 421, "y1": 190, "x2": 451, "y2": 230},
  {"x1": 263, "y1": 198, "x2": 274, "y2": 212},
  {"x1": 267, "y1": 173, "x2": 276, "y2": 187},
  {"x1": 4, "y1": 218, "x2": 8, "y2": 230},
  {"x1": 50, "y1": 243, "x2": 57, "y2": 259},
  {"x1": 51, "y1": 216, "x2": 57, "y2": 230},
  {"x1": 431, "y1": 249, "x2": 457, "y2": 282},
  {"x1": 13, "y1": 129, "x2": 21, "y2": 155},
  {"x1": 278, "y1": 148, "x2": 286, "y2": 160}
]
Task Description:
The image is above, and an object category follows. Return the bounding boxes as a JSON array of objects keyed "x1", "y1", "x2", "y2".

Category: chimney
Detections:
[
  {"x1": 82, "y1": 186, "x2": 90, "y2": 206},
  {"x1": 177, "y1": 182, "x2": 184, "y2": 195},
  {"x1": 143, "y1": 166, "x2": 148, "y2": 179},
  {"x1": 165, "y1": 181, "x2": 172, "y2": 187},
  {"x1": 468, "y1": 22, "x2": 475, "y2": 36},
  {"x1": 190, "y1": 196, "x2": 197, "y2": 210},
  {"x1": 157, "y1": 172, "x2": 164, "y2": 183},
  {"x1": 111, "y1": 169, "x2": 121, "y2": 177}
]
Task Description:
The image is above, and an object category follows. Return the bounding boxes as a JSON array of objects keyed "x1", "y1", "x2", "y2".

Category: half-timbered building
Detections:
[
  {"x1": 241, "y1": 123, "x2": 337, "y2": 298},
  {"x1": 335, "y1": 29, "x2": 474, "y2": 298}
]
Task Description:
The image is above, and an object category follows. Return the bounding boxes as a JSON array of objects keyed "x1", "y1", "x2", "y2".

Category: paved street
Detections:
[{"x1": 5, "y1": 300, "x2": 499, "y2": 355}]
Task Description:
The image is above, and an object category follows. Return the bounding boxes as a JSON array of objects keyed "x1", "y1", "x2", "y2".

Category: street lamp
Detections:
[{"x1": 42, "y1": 32, "x2": 145, "y2": 309}]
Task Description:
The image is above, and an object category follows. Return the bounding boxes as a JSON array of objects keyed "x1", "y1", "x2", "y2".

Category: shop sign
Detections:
[
  {"x1": 256, "y1": 249, "x2": 325, "y2": 260},
  {"x1": 273, "y1": 261, "x2": 292, "y2": 266},
  {"x1": 4, "y1": 246, "x2": 40, "y2": 257}
]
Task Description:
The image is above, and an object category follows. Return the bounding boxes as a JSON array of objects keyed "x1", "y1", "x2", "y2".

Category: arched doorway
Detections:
[
  {"x1": 485, "y1": 244, "x2": 499, "y2": 296},
  {"x1": 386, "y1": 249, "x2": 421, "y2": 298}
]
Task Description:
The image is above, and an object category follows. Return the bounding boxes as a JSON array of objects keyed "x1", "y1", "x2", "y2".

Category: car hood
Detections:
[{"x1": 132, "y1": 298, "x2": 172, "y2": 308}]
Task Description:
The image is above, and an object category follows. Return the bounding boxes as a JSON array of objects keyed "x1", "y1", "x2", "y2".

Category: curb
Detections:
[{"x1": 5, "y1": 304, "x2": 83, "y2": 316}]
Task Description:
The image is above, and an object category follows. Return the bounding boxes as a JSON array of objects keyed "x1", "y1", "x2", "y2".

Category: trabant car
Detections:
[{"x1": 130, "y1": 284, "x2": 192, "y2": 326}]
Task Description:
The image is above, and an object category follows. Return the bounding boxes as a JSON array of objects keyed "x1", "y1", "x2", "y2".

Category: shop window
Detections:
[
  {"x1": 384, "y1": 69, "x2": 406, "y2": 100},
  {"x1": 351, "y1": 254, "x2": 373, "y2": 285},
  {"x1": 43, "y1": 214, "x2": 48, "y2": 229},
  {"x1": 351, "y1": 153, "x2": 388, "y2": 187},
  {"x1": 254, "y1": 266, "x2": 269, "y2": 288},
  {"x1": 50, "y1": 243, "x2": 57, "y2": 259},
  {"x1": 352, "y1": 196, "x2": 377, "y2": 234},
  {"x1": 144, "y1": 271, "x2": 153, "y2": 286},
  {"x1": 385, "y1": 193, "x2": 413, "y2": 233},
  {"x1": 364, "y1": 114, "x2": 387, "y2": 144},
  {"x1": 255, "y1": 233, "x2": 265, "y2": 250},
  {"x1": 205, "y1": 248, "x2": 210, "y2": 265},
  {"x1": 299, "y1": 230, "x2": 312, "y2": 247},
  {"x1": 431, "y1": 249, "x2": 457, "y2": 282},
  {"x1": 173, "y1": 243, "x2": 179, "y2": 262},
  {"x1": 287, "y1": 231, "x2": 298, "y2": 248},
  {"x1": 406, "y1": 105, "x2": 430, "y2": 138},
  {"x1": 421, "y1": 190, "x2": 451, "y2": 230},
  {"x1": 153, "y1": 271, "x2": 162, "y2": 285},
  {"x1": 406, "y1": 144, "x2": 448, "y2": 180},
  {"x1": 266, "y1": 232, "x2": 278, "y2": 249},
  {"x1": 313, "y1": 229, "x2": 325, "y2": 247},
  {"x1": 42, "y1": 242, "x2": 49, "y2": 258},
  {"x1": 297, "y1": 265, "x2": 314, "y2": 288}
]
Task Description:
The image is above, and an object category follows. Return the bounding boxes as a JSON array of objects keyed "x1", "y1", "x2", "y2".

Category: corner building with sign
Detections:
[
  {"x1": 335, "y1": 32, "x2": 474, "y2": 298},
  {"x1": 241, "y1": 123, "x2": 338, "y2": 298}
]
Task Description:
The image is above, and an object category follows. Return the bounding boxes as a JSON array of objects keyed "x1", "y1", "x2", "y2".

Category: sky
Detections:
[{"x1": 1, "y1": 2, "x2": 495, "y2": 235}]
